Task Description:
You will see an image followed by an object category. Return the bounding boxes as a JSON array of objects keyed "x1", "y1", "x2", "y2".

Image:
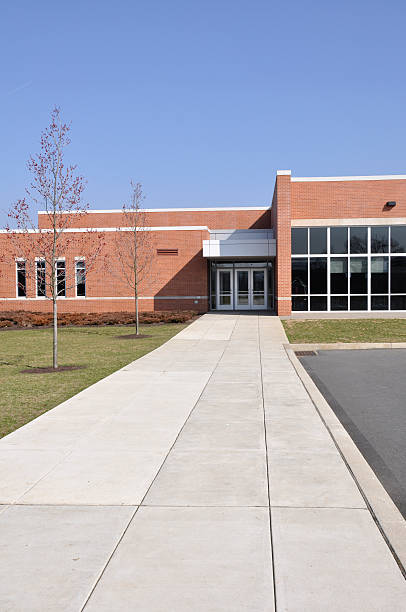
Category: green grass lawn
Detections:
[
  {"x1": 283, "y1": 318, "x2": 406, "y2": 344},
  {"x1": 0, "y1": 323, "x2": 187, "y2": 438}
]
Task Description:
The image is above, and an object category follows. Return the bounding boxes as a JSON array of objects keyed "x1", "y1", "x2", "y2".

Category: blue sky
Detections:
[{"x1": 1, "y1": 0, "x2": 405, "y2": 225}]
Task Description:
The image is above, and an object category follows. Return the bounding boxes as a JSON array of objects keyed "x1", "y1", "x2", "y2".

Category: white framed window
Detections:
[
  {"x1": 16, "y1": 260, "x2": 26, "y2": 297},
  {"x1": 56, "y1": 260, "x2": 66, "y2": 297},
  {"x1": 291, "y1": 225, "x2": 406, "y2": 312},
  {"x1": 36, "y1": 260, "x2": 46, "y2": 297},
  {"x1": 75, "y1": 259, "x2": 86, "y2": 297}
]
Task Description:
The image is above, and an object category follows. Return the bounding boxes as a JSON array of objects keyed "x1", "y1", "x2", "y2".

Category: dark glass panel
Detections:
[
  {"x1": 219, "y1": 270, "x2": 231, "y2": 293},
  {"x1": 36, "y1": 261, "x2": 46, "y2": 297},
  {"x1": 330, "y1": 258, "x2": 348, "y2": 294},
  {"x1": 17, "y1": 262, "x2": 26, "y2": 297},
  {"x1": 350, "y1": 296, "x2": 367, "y2": 310},
  {"x1": 371, "y1": 226, "x2": 389, "y2": 253},
  {"x1": 310, "y1": 296, "x2": 327, "y2": 311},
  {"x1": 371, "y1": 257, "x2": 388, "y2": 293},
  {"x1": 291, "y1": 258, "x2": 308, "y2": 294},
  {"x1": 331, "y1": 296, "x2": 348, "y2": 310},
  {"x1": 253, "y1": 270, "x2": 264, "y2": 292},
  {"x1": 56, "y1": 261, "x2": 66, "y2": 297},
  {"x1": 210, "y1": 264, "x2": 216, "y2": 309},
  {"x1": 350, "y1": 258, "x2": 367, "y2": 294},
  {"x1": 310, "y1": 258, "x2": 327, "y2": 294},
  {"x1": 391, "y1": 226, "x2": 406, "y2": 253},
  {"x1": 291, "y1": 228, "x2": 308, "y2": 254},
  {"x1": 292, "y1": 296, "x2": 308, "y2": 311},
  {"x1": 391, "y1": 257, "x2": 406, "y2": 293},
  {"x1": 310, "y1": 228, "x2": 327, "y2": 254},
  {"x1": 350, "y1": 227, "x2": 367, "y2": 253},
  {"x1": 330, "y1": 227, "x2": 348, "y2": 254},
  {"x1": 391, "y1": 295, "x2": 406, "y2": 310},
  {"x1": 371, "y1": 296, "x2": 388, "y2": 310}
]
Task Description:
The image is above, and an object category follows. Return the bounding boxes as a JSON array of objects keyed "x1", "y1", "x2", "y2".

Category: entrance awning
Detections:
[{"x1": 203, "y1": 229, "x2": 276, "y2": 258}]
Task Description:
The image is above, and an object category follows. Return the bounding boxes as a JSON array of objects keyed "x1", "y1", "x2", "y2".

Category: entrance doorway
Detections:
[{"x1": 215, "y1": 266, "x2": 269, "y2": 310}]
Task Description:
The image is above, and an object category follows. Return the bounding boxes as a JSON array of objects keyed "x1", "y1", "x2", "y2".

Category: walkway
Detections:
[{"x1": 0, "y1": 314, "x2": 405, "y2": 611}]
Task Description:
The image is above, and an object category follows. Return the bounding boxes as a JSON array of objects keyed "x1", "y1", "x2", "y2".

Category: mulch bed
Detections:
[
  {"x1": 0, "y1": 310, "x2": 199, "y2": 331},
  {"x1": 20, "y1": 365, "x2": 85, "y2": 374}
]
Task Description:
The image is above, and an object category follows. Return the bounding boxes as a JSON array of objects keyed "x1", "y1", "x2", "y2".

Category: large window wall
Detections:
[{"x1": 291, "y1": 226, "x2": 406, "y2": 311}]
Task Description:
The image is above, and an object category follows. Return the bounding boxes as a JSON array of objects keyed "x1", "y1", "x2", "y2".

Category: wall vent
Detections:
[{"x1": 157, "y1": 248, "x2": 178, "y2": 256}]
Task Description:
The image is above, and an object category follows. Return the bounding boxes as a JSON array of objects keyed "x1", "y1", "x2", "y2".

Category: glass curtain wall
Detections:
[{"x1": 291, "y1": 226, "x2": 406, "y2": 311}]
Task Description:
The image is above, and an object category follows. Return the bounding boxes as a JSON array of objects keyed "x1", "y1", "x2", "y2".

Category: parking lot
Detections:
[{"x1": 300, "y1": 349, "x2": 406, "y2": 519}]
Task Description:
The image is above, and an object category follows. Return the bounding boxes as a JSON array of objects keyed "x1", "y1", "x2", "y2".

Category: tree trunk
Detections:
[
  {"x1": 53, "y1": 296, "x2": 58, "y2": 369},
  {"x1": 135, "y1": 285, "x2": 139, "y2": 335}
]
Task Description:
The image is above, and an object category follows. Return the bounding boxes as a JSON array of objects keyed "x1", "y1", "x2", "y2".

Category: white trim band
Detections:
[
  {"x1": 292, "y1": 218, "x2": 406, "y2": 227},
  {"x1": 37, "y1": 206, "x2": 270, "y2": 214},
  {"x1": 292, "y1": 174, "x2": 406, "y2": 182}
]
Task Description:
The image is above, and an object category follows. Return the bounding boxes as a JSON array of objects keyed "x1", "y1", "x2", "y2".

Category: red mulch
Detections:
[{"x1": 0, "y1": 310, "x2": 198, "y2": 330}]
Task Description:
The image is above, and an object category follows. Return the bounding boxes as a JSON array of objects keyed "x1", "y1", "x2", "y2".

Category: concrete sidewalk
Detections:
[{"x1": 0, "y1": 314, "x2": 405, "y2": 611}]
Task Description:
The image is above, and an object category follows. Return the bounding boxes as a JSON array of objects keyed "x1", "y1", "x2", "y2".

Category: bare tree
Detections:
[
  {"x1": 5, "y1": 107, "x2": 105, "y2": 369},
  {"x1": 112, "y1": 182, "x2": 155, "y2": 334}
]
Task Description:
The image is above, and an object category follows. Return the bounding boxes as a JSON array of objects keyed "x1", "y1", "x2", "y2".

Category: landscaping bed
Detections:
[
  {"x1": 0, "y1": 310, "x2": 198, "y2": 329},
  {"x1": 0, "y1": 323, "x2": 187, "y2": 437},
  {"x1": 283, "y1": 318, "x2": 406, "y2": 344}
]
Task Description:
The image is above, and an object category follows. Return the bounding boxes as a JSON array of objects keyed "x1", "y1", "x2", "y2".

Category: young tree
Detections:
[
  {"x1": 112, "y1": 182, "x2": 155, "y2": 334},
  {"x1": 5, "y1": 107, "x2": 105, "y2": 369}
]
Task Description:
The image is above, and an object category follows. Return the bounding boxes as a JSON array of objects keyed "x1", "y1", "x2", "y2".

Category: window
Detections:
[
  {"x1": 350, "y1": 258, "x2": 367, "y2": 294},
  {"x1": 391, "y1": 257, "x2": 406, "y2": 293},
  {"x1": 371, "y1": 257, "x2": 388, "y2": 293},
  {"x1": 292, "y1": 225, "x2": 406, "y2": 312},
  {"x1": 330, "y1": 258, "x2": 348, "y2": 294},
  {"x1": 330, "y1": 227, "x2": 348, "y2": 254},
  {"x1": 36, "y1": 260, "x2": 46, "y2": 297},
  {"x1": 75, "y1": 260, "x2": 86, "y2": 297},
  {"x1": 310, "y1": 258, "x2": 327, "y2": 294},
  {"x1": 350, "y1": 227, "x2": 368, "y2": 254},
  {"x1": 291, "y1": 228, "x2": 308, "y2": 255},
  {"x1": 371, "y1": 226, "x2": 388, "y2": 253},
  {"x1": 391, "y1": 226, "x2": 406, "y2": 253},
  {"x1": 16, "y1": 261, "x2": 26, "y2": 297},
  {"x1": 56, "y1": 261, "x2": 66, "y2": 297},
  {"x1": 310, "y1": 228, "x2": 327, "y2": 254},
  {"x1": 291, "y1": 259, "x2": 308, "y2": 294}
]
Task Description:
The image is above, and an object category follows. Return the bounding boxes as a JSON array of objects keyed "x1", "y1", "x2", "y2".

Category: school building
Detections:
[{"x1": 1, "y1": 170, "x2": 406, "y2": 316}]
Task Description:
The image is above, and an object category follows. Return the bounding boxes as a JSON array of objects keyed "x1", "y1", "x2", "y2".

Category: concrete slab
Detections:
[
  {"x1": 0, "y1": 448, "x2": 65, "y2": 503},
  {"x1": 19, "y1": 450, "x2": 166, "y2": 505},
  {"x1": 144, "y1": 449, "x2": 268, "y2": 506},
  {"x1": 175, "y1": 419, "x2": 265, "y2": 451},
  {"x1": 272, "y1": 507, "x2": 406, "y2": 611},
  {"x1": 0, "y1": 505, "x2": 135, "y2": 612},
  {"x1": 269, "y1": 450, "x2": 366, "y2": 508},
  {"x1": 84, "y1": 507, "x2": 274, "y2": 612}
]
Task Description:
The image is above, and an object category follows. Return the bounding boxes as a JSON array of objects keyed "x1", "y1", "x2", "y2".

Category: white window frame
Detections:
[{"x1": 35, "y1": 258, "x2": 46, "y2": 299}]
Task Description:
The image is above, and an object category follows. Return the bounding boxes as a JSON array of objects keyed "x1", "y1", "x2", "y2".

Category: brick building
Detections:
[{"x1": 1, "y1": 170, "x2": 406, "y2": 316}]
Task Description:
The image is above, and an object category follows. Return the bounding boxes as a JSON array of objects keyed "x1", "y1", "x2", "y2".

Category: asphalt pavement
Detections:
[{"x1": 300, "y1": 348, "x2": 406, "y2": 519}]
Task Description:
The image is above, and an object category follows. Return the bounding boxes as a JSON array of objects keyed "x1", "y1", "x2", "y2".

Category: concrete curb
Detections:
[
  {"x1": 285, "y1": 345, "x2": 406, "y2": 576},
  {"x1": 287, "y1": 342, "x2": 406, "y2": 351}
]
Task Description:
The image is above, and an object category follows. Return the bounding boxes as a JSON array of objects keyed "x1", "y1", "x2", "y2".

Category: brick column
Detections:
[{"x1": 273, "y1": 170, "x2": 292, "y2": 315}]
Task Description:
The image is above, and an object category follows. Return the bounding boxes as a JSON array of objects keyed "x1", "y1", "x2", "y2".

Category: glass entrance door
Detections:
[
  {"x1": 216, "y1": 269, "x2": 233, "y2": 310},
  {"x1": 236, "y1": 270, "x2": 250, "y2": 309},
  {"x1": 234, "y1": 268, "x2": 267, "y2": 310}
]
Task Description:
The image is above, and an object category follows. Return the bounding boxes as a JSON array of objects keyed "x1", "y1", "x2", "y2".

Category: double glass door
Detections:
[{"x1": 216, "y1": 268, "x2": 267, "y2": 310}]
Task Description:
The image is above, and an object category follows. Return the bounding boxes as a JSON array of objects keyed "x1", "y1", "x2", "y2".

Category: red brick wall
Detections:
[
  {"x1": 1, "y1": 207, "x2": 272, "y2": 314},
  {"x1": 291, "y1": 179, "x2": 406, "y2": 219},
  {"x1": 273, "y1": 174, "x2": 292, "y2": 316},
  {"x1": 38, "y1": 209, "x2": 271, "y2": 230}
]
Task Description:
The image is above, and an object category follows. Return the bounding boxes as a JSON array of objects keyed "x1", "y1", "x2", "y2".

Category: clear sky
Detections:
[{"x1": 1, "y1": 0, "x2": 405, "y2": 225}]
